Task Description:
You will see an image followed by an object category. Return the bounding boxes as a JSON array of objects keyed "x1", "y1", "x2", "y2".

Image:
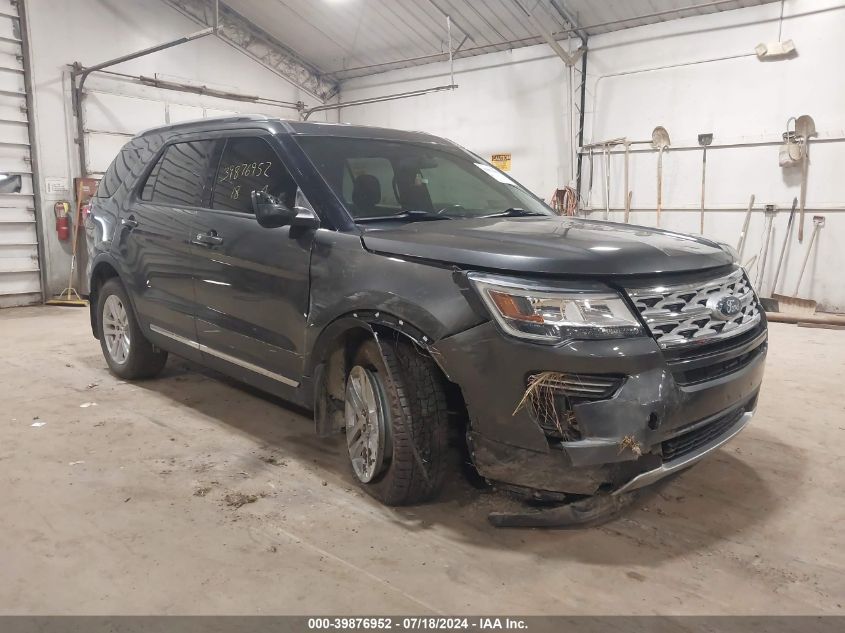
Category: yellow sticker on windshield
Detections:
[{"x1": 491, "y1": 153, "x2": 511, "y2": 171}]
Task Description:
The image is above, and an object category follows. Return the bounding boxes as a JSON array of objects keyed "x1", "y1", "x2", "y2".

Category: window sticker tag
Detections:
[{"x1": 475, "y1": 162, "x2": 513, "y2": 185}]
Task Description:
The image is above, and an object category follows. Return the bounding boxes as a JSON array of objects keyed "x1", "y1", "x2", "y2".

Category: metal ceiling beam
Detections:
[
  {"x1": 425, "y1": 0, "x2": 478, "y2": 46},
  {"x1": 571, "y1": 0, "x2": 760, "y2": 33},
  {"x1": 513, "y1": 0, "x2": 584, "y2": 66},
  {"x1": 326, "y1": 0, "x2": 767, "y2": 80},
  {"x1": 161, "y1": 0, "x2": 338, "y2": 102},
  {"x1": 549, "y1": 0, "x2": 587, "y2": 44},
  {"x1": 302, "y1": 83, "x2": 458, "y2": 120},
  {"x1": 325, "y1": 34, "x2": 565, "y2": 80}
]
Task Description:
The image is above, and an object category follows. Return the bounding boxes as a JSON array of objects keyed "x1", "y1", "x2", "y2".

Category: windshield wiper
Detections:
[
  {"x1": 356, "y1": 209, "x2": 452, "y2": 223},
  {"x1": 480, "y1": 207, "x2": 548, "y2": 218}
]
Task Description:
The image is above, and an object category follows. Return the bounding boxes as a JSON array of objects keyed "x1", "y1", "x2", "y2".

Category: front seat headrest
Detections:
[{"x1": 352, "y1": 174, "x2": 381, "y2": 215}]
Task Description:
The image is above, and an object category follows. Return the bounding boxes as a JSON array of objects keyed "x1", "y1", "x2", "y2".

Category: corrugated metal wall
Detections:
[{"x1": 0, "y1": 0, "x2": 41, "y2": 308}]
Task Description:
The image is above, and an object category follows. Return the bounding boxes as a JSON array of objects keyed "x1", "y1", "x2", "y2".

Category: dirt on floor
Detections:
[{"x1": 0, "y1": 306, "x2": 843, "y2": 614}]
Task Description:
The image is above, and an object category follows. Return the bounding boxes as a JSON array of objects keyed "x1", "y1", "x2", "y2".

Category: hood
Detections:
[{"x1": 360, "y1": 216, "x2": 733, "y2": 277}]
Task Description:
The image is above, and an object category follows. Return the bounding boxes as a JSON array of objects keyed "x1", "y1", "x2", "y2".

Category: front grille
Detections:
[
  {"x1": 661, "y1": 405, "x2": 746, "y2": 461},
  {"x1": 626, "y1": 268, "x2": 762, "y2": 349},
  {"x1": 671, "y1": 339, "x2": 767, "y2": 386},
  {"x1": 523, "y1": 372, "x2": 624, "y2": 441}
]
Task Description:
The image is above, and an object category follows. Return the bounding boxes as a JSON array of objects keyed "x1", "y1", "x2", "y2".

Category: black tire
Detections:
[
  {"x1": 347, "y1": 337, "x2": 449, "y2": 505},
  {"x1": 97, "y1": 278, "x2": 168, "y2": 380}
]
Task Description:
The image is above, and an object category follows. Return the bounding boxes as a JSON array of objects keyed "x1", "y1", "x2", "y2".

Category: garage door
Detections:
[
  {"x1": 0, "y1": 2, "x2": 41, "y2": 307},
  {"x1": 81, "y1": 88, "x2": 238, "y2": 175}
]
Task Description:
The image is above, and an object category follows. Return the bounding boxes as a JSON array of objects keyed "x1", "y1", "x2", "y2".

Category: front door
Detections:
[
  {"x1": 190, "y1": 134, "x2": 313, "y2": 389},
  {"x1": 116, "y1": 138, "x2": 219, "y2": 344}
]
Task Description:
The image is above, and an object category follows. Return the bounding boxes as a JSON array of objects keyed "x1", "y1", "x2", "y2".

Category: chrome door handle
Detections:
[
  {"x1": 192, "y1": 231, "x2": 224, "y2": 246},
  {"x1": 121, "y1": 215, "x2": 139, "y2": 228}
]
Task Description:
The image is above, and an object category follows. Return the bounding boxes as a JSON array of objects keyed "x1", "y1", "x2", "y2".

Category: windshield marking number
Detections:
[{"x1": 220, "y1": 161, "x2": 272, "y2": 183}]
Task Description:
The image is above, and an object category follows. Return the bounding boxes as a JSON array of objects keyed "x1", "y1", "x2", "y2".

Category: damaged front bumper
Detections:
[
  {"x1": 433, "y1": 321, "x2": 767, "y2": 496},
  {"x1": 613, "y1": 408, "x2": 752, "y2": 495}
]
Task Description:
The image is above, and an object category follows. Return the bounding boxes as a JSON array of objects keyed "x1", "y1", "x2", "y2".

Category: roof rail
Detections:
[{"x1": 139, "y1": 114, "x2": 274, "y2": 137}]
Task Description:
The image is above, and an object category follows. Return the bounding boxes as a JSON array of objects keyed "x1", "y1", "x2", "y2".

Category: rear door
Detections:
[
  {"x1": 190, "y1": 134, "x2": 314, "y2": 390},
  {"x1": 115, "y1": 138, "x2": 219, "y2": 344}
]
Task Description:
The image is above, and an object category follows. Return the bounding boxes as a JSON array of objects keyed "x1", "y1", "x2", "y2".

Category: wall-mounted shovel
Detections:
[
  {"x1": 794, "y1": 115, "x2": 816, "y2": 242},
  {"x1": 698, "y1": 133, "x2": 713, "y2": 234},
  {"x1": 651, "y1": 126, "x2": 670, "y2": 227},
  {"x1": 772, "y1": 215, "x2": 825, "y2": 316},
  {"x1": 760, "y1": 197, "x2": 797, "y2": 312}
]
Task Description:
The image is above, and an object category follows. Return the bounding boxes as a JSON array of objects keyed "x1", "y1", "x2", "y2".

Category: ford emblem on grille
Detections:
[{"x1": 707, "y1": 293, "x2": 742, "y2": 320}]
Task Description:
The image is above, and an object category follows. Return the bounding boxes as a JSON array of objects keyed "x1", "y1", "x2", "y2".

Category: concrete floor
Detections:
[{"x1": 1, "y1": 305, "x2": 843, "y2": 615}]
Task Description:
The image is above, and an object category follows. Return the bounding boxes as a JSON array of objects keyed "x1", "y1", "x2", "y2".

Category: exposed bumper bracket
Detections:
[{"x1": 488, "y1": 488, "x2": 644, "y2": 529}]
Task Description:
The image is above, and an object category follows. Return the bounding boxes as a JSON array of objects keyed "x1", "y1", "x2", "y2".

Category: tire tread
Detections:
[{"x1": 353, "y1": 337, "x2": 449, "y2": 505}]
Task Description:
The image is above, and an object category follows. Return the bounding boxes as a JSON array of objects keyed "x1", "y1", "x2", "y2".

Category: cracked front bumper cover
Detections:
[
  {"x1": 613, "y1": 409, "x2": 753, "y2": 495},
  {"x1": 434, "y1": 321, "x2": 766, "y2": 496}
]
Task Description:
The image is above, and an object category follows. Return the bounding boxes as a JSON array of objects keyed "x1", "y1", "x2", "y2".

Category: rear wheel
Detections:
[
  {"x1": 97, "y1": 278, "x2": 167, "y2": 380},
  {"x1": 344, "y1": 338, "x2": 449, "y2": 505}
]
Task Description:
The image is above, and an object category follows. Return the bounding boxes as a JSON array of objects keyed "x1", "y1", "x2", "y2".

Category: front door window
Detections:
[{"x1": 212, "y1": 137, "x2": 298, "y2": 213}]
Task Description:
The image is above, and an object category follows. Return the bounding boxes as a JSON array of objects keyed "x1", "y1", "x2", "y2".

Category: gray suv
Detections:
[{"x1": 86, "y1": 116, "x2": 767, "y2": 509}]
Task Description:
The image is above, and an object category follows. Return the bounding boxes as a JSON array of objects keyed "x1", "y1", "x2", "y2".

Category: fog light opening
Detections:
[
  {"x1": 648, "y1": 412, "x2": 660, "y2": 430},
  {"x1": 514, "y1": 371, "x2": 582, "y2": 442}
]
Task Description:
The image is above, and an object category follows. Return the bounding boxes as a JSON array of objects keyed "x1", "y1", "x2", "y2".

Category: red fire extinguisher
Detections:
[{"x1": 55, "y1": 201, "x2": 70, "y2": 241}]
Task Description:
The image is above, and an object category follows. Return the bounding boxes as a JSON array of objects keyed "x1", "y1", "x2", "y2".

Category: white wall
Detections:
[
  {"x1": 340, "y1": 0, "x2": 845, "y2": 313},
  {"x1": 25, "y1": 0, "x2": 334, "y2": 296}
]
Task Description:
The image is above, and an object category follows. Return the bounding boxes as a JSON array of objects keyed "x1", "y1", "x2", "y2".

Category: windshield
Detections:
[{"x1": 295, "y1": 136, "x2": 553, "y2": 221}]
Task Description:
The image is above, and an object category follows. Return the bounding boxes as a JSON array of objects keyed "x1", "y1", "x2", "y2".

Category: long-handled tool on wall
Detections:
[
  {"x1": 623, "y1": 140, "x2": 631, "y2": 222},
  {"x1": 772, "y1": 215, "x2": 825, "y2": 316},
  {"x1": 46, "y1": 179, "x2": 93, "y2": 307},
  {"x1": 583, "y1": 138, "x2": 625, "y2": 220},
  {"x1": 603, "y1": 146, "x2": 611, "y2": 220},
  {"x1": 756, "y1": 205, "x2": 776, "y2": 291},
  {"x1": 760, "y1": 197, "x2": 797, "y2": 312},
  {"x1": 794, "y1": 115, "x2": 816, "y2": 242},
  {"x1": 698, "y1": 133, "x2": 713, "y2": 234},
  {"x1": 737, "y1": 194, "x2": 755, "y2": 257},
  {"x1": 651, "y1": 126, "x2": 671, "y2": 227},
  {"x1": 770, "y1": 197, "x2": 797, "y2": 295}
]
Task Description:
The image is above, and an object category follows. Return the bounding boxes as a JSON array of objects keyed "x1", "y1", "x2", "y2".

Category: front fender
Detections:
[
  {"x1": 306, "y1": 230, "x2": 485, "y2": 366},
  {"x1": 305, "y1": 309, "x2": 436, "y2": 379}
]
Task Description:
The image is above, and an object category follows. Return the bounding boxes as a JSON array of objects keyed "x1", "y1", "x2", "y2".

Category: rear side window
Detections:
[
  {"x1": 97, "y1": 145, "x2": 139, "y2": 198},
  {"x1": 212, "y1": 137, "x2": 297, "y2": 214},
  {"x1": 140, "y1": 140, "x2": 218, "y2": 207}
]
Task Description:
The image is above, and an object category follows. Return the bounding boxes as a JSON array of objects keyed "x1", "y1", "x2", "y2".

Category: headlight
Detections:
[{"x1": 468, "y1": 273, "x2": 643, "y2": 344}]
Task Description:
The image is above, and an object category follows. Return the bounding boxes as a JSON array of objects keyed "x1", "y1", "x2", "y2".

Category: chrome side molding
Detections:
[{"x1": 149, "y1": 323, "x2": 300, "y2": 388}]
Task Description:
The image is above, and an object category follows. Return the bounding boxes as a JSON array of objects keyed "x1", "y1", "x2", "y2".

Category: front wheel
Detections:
[
  {"x1": 97, "y1": 278, "x2": 168, "y2": 380},
  {"x1": 344, "y1": 338, "x2": 449, "y2": 505}
]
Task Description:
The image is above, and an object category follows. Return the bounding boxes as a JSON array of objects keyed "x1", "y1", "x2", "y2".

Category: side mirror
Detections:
[{"x1": 251, "y1": 190, "x2": 319, "y2": 229}]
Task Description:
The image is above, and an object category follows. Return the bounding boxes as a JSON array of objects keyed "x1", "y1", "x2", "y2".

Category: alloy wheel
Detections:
[
  {"x1": 344, "y1": 365, "x2": 390, "y2": 483},
  {"x1": 102, "y1": 294, "x2": 131, "y2": 365}
]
